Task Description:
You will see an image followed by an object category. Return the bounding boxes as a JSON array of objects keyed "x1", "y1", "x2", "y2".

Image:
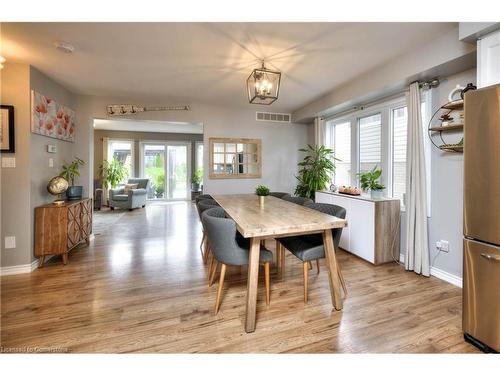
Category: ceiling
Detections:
[
  {"x1": 1, "y1": 22, "x2": 456, "y2": 112},
  {"x1": 93, "y1": 119, "x2": 203, "y2": 134}
]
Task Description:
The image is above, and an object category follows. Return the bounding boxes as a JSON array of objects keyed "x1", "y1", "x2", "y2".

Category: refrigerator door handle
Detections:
[{"x1": 480, "y1": 253, "x2": 500, "y2": 262}]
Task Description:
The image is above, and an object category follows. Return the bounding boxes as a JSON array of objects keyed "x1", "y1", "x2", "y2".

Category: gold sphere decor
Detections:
[{"x1": 47, "y1": 176, "x2": 69, "y2": 205}]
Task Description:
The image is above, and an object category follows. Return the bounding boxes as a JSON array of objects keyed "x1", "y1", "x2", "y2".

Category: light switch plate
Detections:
[
  {"x1": 5, "y1": 236, "x2": 16, "y2": 249},
  {"x1": 49, "y1": 158, "x2": 54, "y2": 168},
  {"x1": 1, "y1": 157, "x2": 16, "y2": 168}
]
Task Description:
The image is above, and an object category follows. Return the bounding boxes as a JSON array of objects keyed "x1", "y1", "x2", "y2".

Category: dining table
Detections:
[{"x1": 212, "y1": 194, "x2": 347, "y2": 333}]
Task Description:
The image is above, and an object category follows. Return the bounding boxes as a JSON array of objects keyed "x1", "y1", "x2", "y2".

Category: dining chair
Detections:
[
  {"x1": 281, "y1": 195, "x2": 313, "y2": 206},
  {"x1": 276, "y1": 202, "x2": 346, "y2": 303},
  {"x1": 197, "y1": 199, "x2": 220, "y2": 263},
  {"x1": 269, "y1": 192, "x2": 289, "y2": 199},
  {"x1": 195, "y1": 194, "x2": 213, "y2": 204},
  {"x1": 202, "y1": 207, "x2": 273, "y2": 314}
]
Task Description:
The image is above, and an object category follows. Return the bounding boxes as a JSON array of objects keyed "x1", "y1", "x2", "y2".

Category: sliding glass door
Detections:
[{"x1": 140, "y1": 142, "x2": 190, "y2": 200}]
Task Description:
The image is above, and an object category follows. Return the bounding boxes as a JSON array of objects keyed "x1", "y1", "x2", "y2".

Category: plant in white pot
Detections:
[
  {"x1": 357, "y1": 166, "x2": 385, "y2": 199},
  {"x1": 255, "y1": 185, "x2": 270, "y2": 207}
]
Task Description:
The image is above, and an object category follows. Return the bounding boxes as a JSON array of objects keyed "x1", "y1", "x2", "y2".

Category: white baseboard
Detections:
[
  {"x1": 398, "y1": 253, "x2": 462, "y2": 288},
  {"x1": 0, "y1": 259, "x2": 39, "y2": 276}
]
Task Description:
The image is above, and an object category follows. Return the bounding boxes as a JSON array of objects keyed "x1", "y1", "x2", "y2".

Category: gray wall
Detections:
[
  {"x1": 73, "y1": 95, "x2": 309, "y2": 199},
  {"x1": 93, "y1": 129, "x2": 203, "y2": 180},
  {"x1": 0, "y1": 63, "x2": 32, "y2": 267},
  {"x1": 29, "y1": 66, "x2": 77, "y2": 263}
]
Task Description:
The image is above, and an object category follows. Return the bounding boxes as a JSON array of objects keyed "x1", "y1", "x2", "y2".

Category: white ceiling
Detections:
[
  {"x1": 93, "y1": 119, "x2": 203, "y2": 134},
  {"x1": 1, "y1": 22, "x2": 456, "y2": 112}
]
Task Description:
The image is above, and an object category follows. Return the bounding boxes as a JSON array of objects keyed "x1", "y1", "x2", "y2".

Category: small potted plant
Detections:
[
  {"x1": 357, "y1": 166, "x2": 385, "y2": 199},
  {"x1": 255, "y1": 184, "x2": 270, "y2": 207},
  {"x1": 60, "y1": 157, "x2": 85, "y2": 200},
  {"x1": 191, "y1": 168, "x2": 203, "y2": 192}
]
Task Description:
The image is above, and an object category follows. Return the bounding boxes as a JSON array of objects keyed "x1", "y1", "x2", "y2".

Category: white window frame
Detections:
[
  {"x1": 107, "y1": 138, "x2": 135, "y2": 181},
  {"x1": 195, "y1": 141, "x2": 204, "y2": 172},
  {"x1": 326, "y1": 118, "x2": 353, "y2": 186},
  {"x1": 326, "y1": 94, "x2": 432, "y2": 213}
]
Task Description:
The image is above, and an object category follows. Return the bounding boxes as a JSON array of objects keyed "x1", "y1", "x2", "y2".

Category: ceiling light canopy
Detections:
[
  {"x1": 247, "y1": 61, "x2": 281, "y2": 105},
  {"x1": 53, "y1": 41, "x2": 75, "y2": 54}
]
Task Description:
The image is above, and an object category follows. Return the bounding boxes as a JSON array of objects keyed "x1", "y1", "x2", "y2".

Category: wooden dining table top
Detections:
[{"x1": 212, "y1": 194, "x2": 346, "y2": 238}]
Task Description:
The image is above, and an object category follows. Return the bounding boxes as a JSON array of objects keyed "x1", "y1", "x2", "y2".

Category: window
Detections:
[
  {"x1": 195, "y1": 142, "x2": 204, "y2": 173},
  {"x1": 358, "y1": 113, "x2": 382, "y2": 174},
  {"x1": 327, "y1": 120, "x2": 351, "y2": 186},
  {"x1": 324, "y1": 92, "x2": 432, "y2": 212},
  {"x1": 107, "y1": 140, "x2": 134, "y2": 183},
  {"x1": 392, "y1": 106, "x2": 407, "y2": 205}
]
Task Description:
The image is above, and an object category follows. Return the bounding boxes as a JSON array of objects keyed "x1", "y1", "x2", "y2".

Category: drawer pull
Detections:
[{"x1": 480, "y1": 253, "x2": 500, "y2": 262}]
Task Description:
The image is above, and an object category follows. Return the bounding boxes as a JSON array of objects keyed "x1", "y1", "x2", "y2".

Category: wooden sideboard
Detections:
[
  {"x1": 316, "y1": 191, "x2": 400, "y2": 265},
  {"x1": 35, "y1": 198, "x2": 92, "y2": 267}
]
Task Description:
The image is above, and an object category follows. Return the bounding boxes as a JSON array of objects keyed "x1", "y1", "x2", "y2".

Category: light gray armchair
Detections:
[{"x1": 109, "y1": 178, "x2": 149, "y2": 211}]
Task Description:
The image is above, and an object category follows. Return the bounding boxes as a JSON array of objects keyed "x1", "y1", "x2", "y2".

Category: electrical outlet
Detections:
[
  {"x1": 4, "y1": 236, "x2": 16, "y2": 249},
  {"x1": 436, "y1": 240, "x2": 450, "y2": 253}
]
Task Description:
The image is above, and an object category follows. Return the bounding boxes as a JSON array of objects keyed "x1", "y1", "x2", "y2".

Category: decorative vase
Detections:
[
  {"x1": 370, "y1": 189, "x2": 384, "y2": 199},
  {"x1": 66, "y1": 186, "x2": 83, "y2": 201},
  {"x1": 259, "y1": 195, "x2": 265, "y2": 207}
]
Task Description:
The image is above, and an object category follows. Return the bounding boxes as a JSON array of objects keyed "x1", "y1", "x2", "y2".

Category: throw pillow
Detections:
[{"x1": 124, "y1": 183, "x2": 139, "y2": 193}]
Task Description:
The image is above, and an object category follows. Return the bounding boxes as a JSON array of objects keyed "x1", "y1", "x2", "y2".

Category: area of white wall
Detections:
[
  {"x1": 426, "y1": 68, "x2": 476, "y2": 278},
  {"x1": 73, "y1": 95, "x2": 309, "y2": 198}
]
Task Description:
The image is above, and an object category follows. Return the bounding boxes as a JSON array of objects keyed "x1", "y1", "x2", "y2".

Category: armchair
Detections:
[{"x1": 109, "y1": 178, "x2": 149, "y2": 211}]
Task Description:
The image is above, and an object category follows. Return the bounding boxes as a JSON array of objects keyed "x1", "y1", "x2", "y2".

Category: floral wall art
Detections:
[{"x1": 31, "y1": 90, "x2": 76, "y2": 142}]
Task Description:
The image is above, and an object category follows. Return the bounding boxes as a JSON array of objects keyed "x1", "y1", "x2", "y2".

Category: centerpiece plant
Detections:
[
  {"x1": 255, "y1": 184, "x2": 270, "y2": 207},
  {"x1": 357, "y1": 166, "x2": 385, "y2": 199}
]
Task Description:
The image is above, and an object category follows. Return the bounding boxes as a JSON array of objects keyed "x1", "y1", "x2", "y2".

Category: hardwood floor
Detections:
[{"x1": 0, "y1": 201, "x2": 478, "y2": 353}]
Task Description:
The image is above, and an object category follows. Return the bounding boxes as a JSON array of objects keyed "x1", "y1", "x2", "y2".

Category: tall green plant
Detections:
[
  {"x1": 99, "y1": 158, "x2": 128, "y2": 189},
  {"x1": 294, "y1": 145, "x2": 338, "y2": 199},
  {"x1": 60, "y1": 157, "x2": 85, "y2": 186}
]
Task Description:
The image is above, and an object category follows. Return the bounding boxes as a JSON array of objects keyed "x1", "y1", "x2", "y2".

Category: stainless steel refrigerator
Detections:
[{"x1": 463, "y1": 83, "x2": 500, "y2": 353}]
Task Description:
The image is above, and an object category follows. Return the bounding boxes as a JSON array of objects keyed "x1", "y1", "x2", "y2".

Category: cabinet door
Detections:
[
  {"x1": 67, "y1": 204, "x2": 82, "y2": 249},
  {"x1": 80, "y1": 199, "x2": 93, "y2": 240},
  {"x1": 315, "y1": 192, "x2": 332, "y2": 204},
  {"x1": 330, "y1": 195, "x2": 350, "y2": 251},
  {"x1": 348, "y1": 199, "x2": 375, "y2": 263},
  {"x1": 478, "y1": 30, "x2": 500, "y2": 88}
]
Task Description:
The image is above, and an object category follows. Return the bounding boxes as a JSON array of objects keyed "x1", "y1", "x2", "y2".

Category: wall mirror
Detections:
[{"x1": 209, "y1": 137, "x2": 261, "y2": 179}]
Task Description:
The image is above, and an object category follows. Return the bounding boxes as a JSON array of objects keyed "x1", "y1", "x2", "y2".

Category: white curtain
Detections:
[
  {"x1": 314, "y1": 117, "x2": 326, "y2": 146},
  {"x1": 405, "y1": 82, "x2": 430, "y2": 276}
]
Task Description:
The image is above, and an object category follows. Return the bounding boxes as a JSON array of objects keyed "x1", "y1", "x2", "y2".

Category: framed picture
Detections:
[
  {"x1": 31, "y1": 90, "x2": 75, "y2": 142},
  {"x1": 1, "y1": 105, "x2": 15, "y2": 153}
]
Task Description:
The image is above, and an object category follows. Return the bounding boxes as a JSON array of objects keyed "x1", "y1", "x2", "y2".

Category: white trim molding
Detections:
[
  {"x1": 0, "y1": 259, "x2": 38, "y2": 276},
  {"x1": 398, "y1": 253, "x2": 462, "y2": 288}
]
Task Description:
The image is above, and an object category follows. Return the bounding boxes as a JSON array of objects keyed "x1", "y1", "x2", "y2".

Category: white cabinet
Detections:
[
  {"x1": 478, "y1": 30, "x2": 500, "y2": 88},
  {"x1": 315, "y1": 191, "x2": 400, "y2": 265}
]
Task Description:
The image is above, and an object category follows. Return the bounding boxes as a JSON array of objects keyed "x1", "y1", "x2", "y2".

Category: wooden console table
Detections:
[{"x1": 35, "y1": 198, "x2": 92, "y2": 267}]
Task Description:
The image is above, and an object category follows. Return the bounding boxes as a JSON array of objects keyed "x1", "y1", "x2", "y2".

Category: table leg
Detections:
[
  {"x1": 322, "y1": 229, "x2": 343, "y2": 310},
  {"x1": 245, "y1": 237, "x2": 261, "y2": 333}
]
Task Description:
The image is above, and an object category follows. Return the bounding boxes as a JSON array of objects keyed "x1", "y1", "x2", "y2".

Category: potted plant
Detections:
[
  {"x1": 295, "y1": 145, "x2": 338, "y2": 200},
  {"x1": 60, "y1": 157, "x2": 85, "y2": 200},
  {"x1": 191, "y1": 168, "x2": 203, "y2": 192},
  {"x1": 98, "y1": 158, "x2": 128, "y2": 189},
  {"x1": 255, "y1": 185, "x2": 270, "y2": 207},
  {"x1": 357, "y1": 166, "x2": 385, "y2": 199}
]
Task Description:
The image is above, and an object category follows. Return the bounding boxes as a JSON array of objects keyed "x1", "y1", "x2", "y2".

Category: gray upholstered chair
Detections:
[
  {"x1": 202, "y1": 207, "x2": 273, "y2": 313},
  {"x1": 195, "y1": 194, "x2": 213, "y2": 204},
  {"x1": 109, "y1": 178, "x2": 149, "y2": 211},
  {"x1": 270, "y1": 192, "x2": 289, "y2": 199},
  {"x1": 196, "y1": 199, "x2": 220, "y2": 263},
  {"x1": 277, "y1": 202, "x2": 346, "y2": 303},
  {"x1": 281, "y1": 195, "x2": 314, "y2": 206}
]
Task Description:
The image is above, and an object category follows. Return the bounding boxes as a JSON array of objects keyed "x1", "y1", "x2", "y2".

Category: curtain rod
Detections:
[{"x1": 321, "y1": 78, "x2": 439, "y2": 121}]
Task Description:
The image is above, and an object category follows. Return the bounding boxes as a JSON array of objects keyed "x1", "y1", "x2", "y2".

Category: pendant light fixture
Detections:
[{"x1": 246, "y1": 61, "x2": 281, "y2": 105}]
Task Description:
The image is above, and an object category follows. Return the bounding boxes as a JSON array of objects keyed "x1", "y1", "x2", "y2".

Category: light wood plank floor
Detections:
[{"x1": 0, "y1": 201, "x2": 478, "y2": 353}]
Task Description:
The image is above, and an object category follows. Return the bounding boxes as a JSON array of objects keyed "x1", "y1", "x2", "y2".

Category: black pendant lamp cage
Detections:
[{"x1": 247, "y1": 61, "x2": 281, "y2": 105}]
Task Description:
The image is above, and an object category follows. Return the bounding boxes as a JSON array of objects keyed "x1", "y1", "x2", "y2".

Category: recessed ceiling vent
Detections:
[{"x1": 256, "y1": 111, "x2": 291, "y2": 123}]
